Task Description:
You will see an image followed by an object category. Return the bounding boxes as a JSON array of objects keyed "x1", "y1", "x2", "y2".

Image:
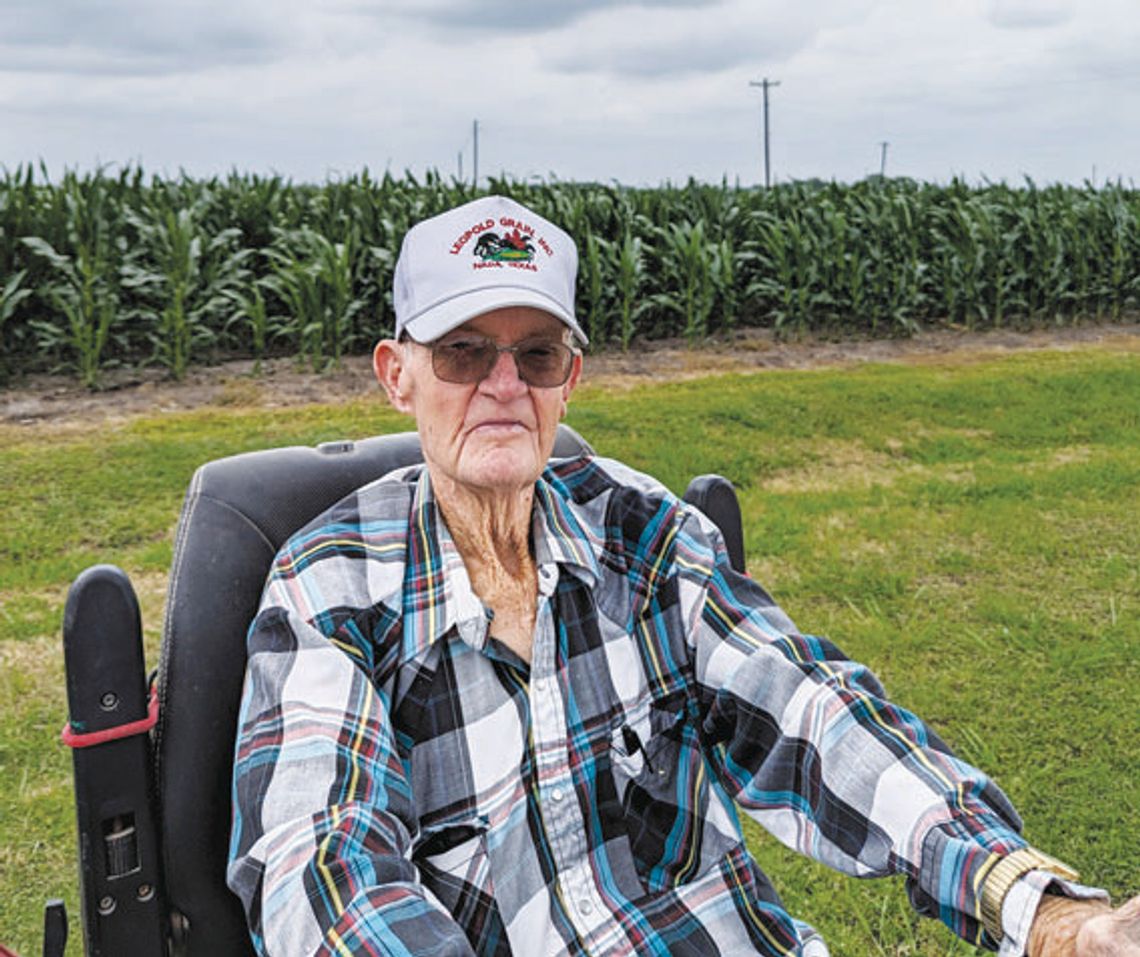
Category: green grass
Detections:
[{"x1": 1, "y1": 347, "x2": 1138, "y2": 955}]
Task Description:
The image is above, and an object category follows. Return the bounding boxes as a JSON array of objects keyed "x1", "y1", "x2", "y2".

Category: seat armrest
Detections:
[
  {"x1": 62, "y1": 565, "x2": 167, "y2": 956},
  {"x1": 683, "y1": 474, "x2": 747, "y2": 573}
]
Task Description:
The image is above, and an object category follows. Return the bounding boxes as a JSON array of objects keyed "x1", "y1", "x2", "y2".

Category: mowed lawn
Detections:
[{"x1": 1, "y1": 345, "x2": 1137, "y2": 956}]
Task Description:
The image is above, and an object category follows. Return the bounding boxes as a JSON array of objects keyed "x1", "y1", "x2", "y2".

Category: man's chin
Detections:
[{"x1": 459, "y1": 443, "x2": 546, "y2": 492}]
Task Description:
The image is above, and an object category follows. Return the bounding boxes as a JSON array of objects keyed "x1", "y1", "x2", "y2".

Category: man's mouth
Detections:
[{"x1": 469, "y1": 419, "x2": 528, "y2": 434}]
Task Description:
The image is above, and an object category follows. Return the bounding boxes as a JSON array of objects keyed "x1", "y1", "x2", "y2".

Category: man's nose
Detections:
[{"x1": 479, "y1": 348, "x2": 528, "y2": 397}]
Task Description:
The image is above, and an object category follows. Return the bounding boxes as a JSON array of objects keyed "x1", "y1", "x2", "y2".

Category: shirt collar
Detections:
[{"x1": 532, "y1": 466, "x2": 601, "y2": 589}]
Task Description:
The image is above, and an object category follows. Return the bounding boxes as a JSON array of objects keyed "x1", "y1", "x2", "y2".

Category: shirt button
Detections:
[
  {"x1": 551, "y1": 787, "x2": 564, "y2": 802},
  {"x1": 578, "y1": 900, "x2": 593, "y2": 916}
]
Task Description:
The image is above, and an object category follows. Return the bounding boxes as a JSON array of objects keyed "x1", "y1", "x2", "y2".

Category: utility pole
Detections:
[
  {"x1": 457, "y1": 151, "x2": 463, "y2": 183},
  {"x1": 749, "y1": 77, "x2": 781, "y2": 187},
  {"x1": 879, "y1": 140, "x2": 889, "y2": 178},
  {"x1": 472, "y1": 119, "x2": 479, "y2": 189}
]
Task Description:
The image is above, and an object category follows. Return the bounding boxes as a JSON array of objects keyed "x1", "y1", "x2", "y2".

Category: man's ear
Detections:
[
  {"x1": 559, "y1": 351, "x2": 583, "y2": 418},
  {"x1": 373, "y1": 339, "x2": 414, "y2": 414}
]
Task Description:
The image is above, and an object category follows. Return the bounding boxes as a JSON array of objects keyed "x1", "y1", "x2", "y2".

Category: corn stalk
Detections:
[
  {"x1": 263, "y1": 226, "x2": 366, "y2": 371},
  {"x1": 652, "y1": 219, "x2": 717, "y2": 345},
  {"x1": 121, "y1": 198, "x2": 251, "y2": 379},
  {"x1": 0, "y1": 269, "x2": 32, "y2": 382},
  {"x1": 20, "y1": 173, "x2": 122, "y2": 388}
]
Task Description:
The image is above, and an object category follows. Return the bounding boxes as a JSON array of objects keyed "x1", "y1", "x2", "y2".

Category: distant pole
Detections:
[
  {"x1": 879, "y1": 141, "x2": 889, "y2": 177},
  {"x1": 473, "y1": 119, "x2": 479, "y2": 188},
  {"x1": 749, "y1": 78, "x2": 781, "y2": 187},
  {"x1": 458, "y1": 151, "x2": 463, "y2": 182}
]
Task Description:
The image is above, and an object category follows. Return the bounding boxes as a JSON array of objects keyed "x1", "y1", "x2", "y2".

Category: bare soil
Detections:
[{"x1": 3, "y1": 322, "x2": 1139, "y2": 428}]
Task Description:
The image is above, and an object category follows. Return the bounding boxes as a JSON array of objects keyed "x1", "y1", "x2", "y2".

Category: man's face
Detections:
[{"x1": 374, "y1": 306, "x2": 582, "y2": 497}]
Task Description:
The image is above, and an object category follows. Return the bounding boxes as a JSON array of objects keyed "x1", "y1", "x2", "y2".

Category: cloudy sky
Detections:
[{"x1": 3, "y1": 0, "x2": 1138, "y2": 187}]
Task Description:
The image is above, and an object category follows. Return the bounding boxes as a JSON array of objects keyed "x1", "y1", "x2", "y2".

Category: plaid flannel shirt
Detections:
[{"x1": 229, "y1": 453, "x2": 1035, "y2": 956}]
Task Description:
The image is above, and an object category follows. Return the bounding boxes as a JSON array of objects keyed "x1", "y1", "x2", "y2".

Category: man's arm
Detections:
[
  {"x1": 228, "y1": 604, "x2": 474, "y2": 956},
  {"x1": 673, "y1": 505, "x2": 1127, "y2": 953}
]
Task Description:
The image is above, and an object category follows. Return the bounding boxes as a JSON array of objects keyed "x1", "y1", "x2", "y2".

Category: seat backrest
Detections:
[{"x1": 154, "y1": 427, "x2": 592, "y2": 955}]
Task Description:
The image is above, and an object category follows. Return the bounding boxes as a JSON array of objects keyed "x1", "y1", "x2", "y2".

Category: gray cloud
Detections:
[
  {"x1": 546, "y1": 27, "x2": 809, "y2": 78},
  {"x1": 985, "y1": 0, "x2": 1074, "y2": 29},
  {"x1": 537, "y1": 2, "x2": 868, "y2": 79},
  {"x1": 0, "y1": 0, "x2": 289, "y2": 75},
  {"x1": 373, "y1": 0, "x2": 723, "y2": 36}
]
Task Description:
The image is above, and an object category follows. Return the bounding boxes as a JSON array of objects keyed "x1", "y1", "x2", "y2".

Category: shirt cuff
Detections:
[{"x1": 996, "y1": 870, "x2": 1110, "y2": 957}]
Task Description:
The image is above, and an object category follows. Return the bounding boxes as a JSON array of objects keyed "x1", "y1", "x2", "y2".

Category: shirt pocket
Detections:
[
  {"x1": 413, "y1": 815, "x2": 495, "y2": 905},
  {"x1": 608, "y1": 693, "x2": 735, "y2": 894},
  {"x1": 609, "y1": 698, "x2": 680, "y2": 798}
]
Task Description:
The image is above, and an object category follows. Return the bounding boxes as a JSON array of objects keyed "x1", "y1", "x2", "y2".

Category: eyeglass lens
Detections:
[{"x1": 431, "y1": 335, "x2": 574, "y2": 387}]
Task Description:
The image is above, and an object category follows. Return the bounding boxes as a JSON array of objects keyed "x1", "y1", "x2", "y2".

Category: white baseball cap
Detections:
[{"x1": 393, "y1": 195, "x2": 587, "y2": 345}]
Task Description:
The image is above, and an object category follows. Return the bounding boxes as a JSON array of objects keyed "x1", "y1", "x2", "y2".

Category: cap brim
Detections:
[{"x1": 402, "y1": 286, "x2": 588, "y2": 346}]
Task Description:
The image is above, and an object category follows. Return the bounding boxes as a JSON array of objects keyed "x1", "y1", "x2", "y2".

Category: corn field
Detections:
[{"x1": 1, "y1": 164, "x2": 1138, "y2": 386}]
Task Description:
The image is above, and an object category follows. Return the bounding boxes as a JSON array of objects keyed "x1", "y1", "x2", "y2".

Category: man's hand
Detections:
[{"x1": 1028, "y1": 893, "x2": 1140, "y2": 956}]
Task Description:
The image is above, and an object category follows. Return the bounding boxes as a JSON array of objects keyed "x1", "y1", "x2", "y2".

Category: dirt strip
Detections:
[{"x1": 3, "y1": 322, "x2": 1138, "y2": 427}]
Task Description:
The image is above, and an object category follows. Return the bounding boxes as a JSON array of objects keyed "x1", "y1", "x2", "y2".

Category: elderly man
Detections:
[{"x1": 228, "y1": 196, "x2": 1138, "y2": 956}]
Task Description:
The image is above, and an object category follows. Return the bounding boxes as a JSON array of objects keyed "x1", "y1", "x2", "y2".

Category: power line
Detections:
[{"x1": 749, "y1": 77, "x2": 781, "y2": 187}]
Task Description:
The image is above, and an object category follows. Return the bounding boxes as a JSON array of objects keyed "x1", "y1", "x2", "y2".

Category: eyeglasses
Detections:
[{"x1": 428, "y1": 334, "x2": 577, "y2": 387}]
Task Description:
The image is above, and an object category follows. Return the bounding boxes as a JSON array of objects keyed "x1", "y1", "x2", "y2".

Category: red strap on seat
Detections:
[{"x1": 61, "y1": 685, "x2": 159, "y2": 749}]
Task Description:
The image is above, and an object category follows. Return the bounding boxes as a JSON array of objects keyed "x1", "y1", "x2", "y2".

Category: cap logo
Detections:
[
  {"x1": 474, "y1": 228, "x2": 535, "y2": 263},
  {"x1": 449, "y1": 214, "x2": 555, "y2": 273}
]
